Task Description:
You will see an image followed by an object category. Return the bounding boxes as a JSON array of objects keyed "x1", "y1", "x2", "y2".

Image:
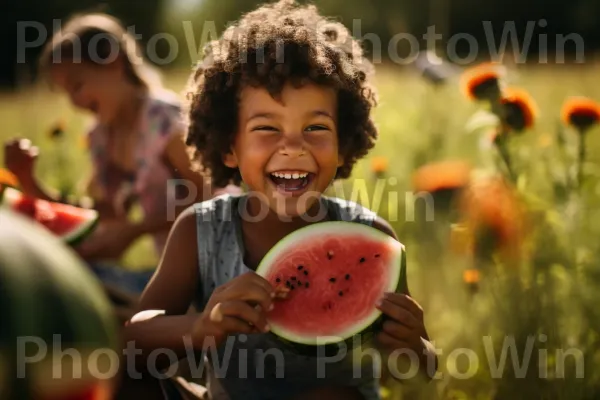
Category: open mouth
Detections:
[{"x1": 268, "y1": 171, "x2": 315, "y2": 195}]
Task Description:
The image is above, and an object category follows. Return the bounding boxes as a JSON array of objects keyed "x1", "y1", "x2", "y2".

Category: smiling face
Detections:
[
  {"x1": 225, "y1": 82, "x2": 344, "y2": 219},
  {"x1": 49, "y1": 60, "x2": 128, "y2": 125}
]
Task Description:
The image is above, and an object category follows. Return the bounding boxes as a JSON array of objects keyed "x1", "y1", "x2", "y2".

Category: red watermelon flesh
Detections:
[
  {"x1": 1, "y1": 187, "x2": 98, "y2": 244},
  {"x1": 256, "y1": 221, "x2": 405, "y2": 346}
]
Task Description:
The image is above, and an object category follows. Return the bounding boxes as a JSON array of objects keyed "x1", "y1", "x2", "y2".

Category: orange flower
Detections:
[
  {"x1": 412, "y1": 160, "x2": 472, "y2": 193},
  {"x1": 501, "y1": 87, "x2": 538, "y2": 132},
  {"x1": 463, "y1": 268, "x2": 480, "y2": 284},
  {"x1": 460, "y1": 62, "x2": 505, "y2": 101},
  {"x1": 0, "y1": 168, "x2": 19, "y2": 188},
  {"x1": 371, "y1": 156, "x2": 388, "y2": 175},
  {"x1": 561, "y1": 96, "x2": 600, "y2": 132},
  {"x1": 458, "y1": 175, "x2": 526, "y2": 261}
]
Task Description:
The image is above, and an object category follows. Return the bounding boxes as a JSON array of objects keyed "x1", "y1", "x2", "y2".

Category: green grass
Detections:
[{"x1": 3, "y1": 61, "x2": 600, "y2": 398}]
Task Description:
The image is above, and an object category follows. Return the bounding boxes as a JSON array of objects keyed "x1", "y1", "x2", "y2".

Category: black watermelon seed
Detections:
[
  {"x1": 329, "y1": 277, "x2": 336, "y2": 283},
  {"x1": 291, "y1": 277, "x2": 297, "y2": 281},
  {"x1": 339, "y1": 291, "x2": 343, "y2": 296},
  {"x1": 375, "y1": 254, "x2": 381, "y2": 258},
  {"x1": 305, "y1": 282, "x2": 310, "y2": 288},
  {"x1": 303, "y1": 270, "x2": 308, "y2": 276},
  {"x1": 359, "y1": 257, "x2": 366, "y2": 263},
  {"x1": 286, "y1": 281, "x2": 291, "y2": 287},
  {"x1": 345, "y1": 274, "x2": 350, "y2": 280},
  {"x1": 297, "y1": 265, "x2": 304, "y2": 270},
  {"x1": 291, "y1": 285, "x2": 295, "y2": 290},
  {"x1": 297, "y1": 281, "x2": 302, "y2": 286},
  {"x1": 276, "y1": 278, "x2": 281, "y2": 283},
  {"x1": 327, "y1": 251, "x2": 334, "y2": 260}
]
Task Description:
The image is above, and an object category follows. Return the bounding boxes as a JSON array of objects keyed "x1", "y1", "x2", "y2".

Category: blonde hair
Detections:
[{"x1": 39, "y1": 13, "x2": 161, "y2": 90}]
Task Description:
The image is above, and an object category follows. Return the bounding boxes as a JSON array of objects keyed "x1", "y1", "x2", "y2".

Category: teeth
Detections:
[{"x1": 271, "y1": 172, "x2": 309, "y2": 179}]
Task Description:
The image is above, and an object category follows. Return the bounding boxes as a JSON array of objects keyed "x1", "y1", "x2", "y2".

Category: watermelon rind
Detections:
[
  {"x1": 256, "y1": 221, "x2": 406, "y2": 351},
  {"x1": 0, "y1": 187, "x2": 99, "y2": 246}
]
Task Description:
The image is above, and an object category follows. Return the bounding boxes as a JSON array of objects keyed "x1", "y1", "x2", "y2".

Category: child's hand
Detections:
[
  {"x1": 193, "y1": 272, "x2": 287, "y2": 348},
  {"x1": 375, "y1": 293, "x2": 427, "y2": 361},
  {"x1": 4, "y1": 138, "x2": 38, "y2": 180}
]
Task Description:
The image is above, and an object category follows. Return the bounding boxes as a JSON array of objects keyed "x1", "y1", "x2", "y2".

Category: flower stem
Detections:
[
  {"x1": 490, "y1": 97, "x2": 517, "y2": 182},
  {"x1": 578, "y1": 129, "x2": 586, "y2": 190}
]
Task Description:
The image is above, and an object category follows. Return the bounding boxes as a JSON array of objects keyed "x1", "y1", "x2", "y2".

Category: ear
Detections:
[{"x1": 223, "y1": 150, "x2": 239, "y2": 168}]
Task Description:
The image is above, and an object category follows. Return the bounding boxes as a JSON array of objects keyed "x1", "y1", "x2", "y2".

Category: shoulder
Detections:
[
  {"x1": 170, "y1": 205, "x2": 198, "y2": 237},
  {"x1": 322, "y1": 195, "x2": 377, "y2": 222},
  {"x1": 193, "y1": 193, "x2": 242, "y2": 224},
  {"x1": 371, "y1": 216, "x2": 398, "y2": 240},
  {"x1": 322, "y1": 195, "x2": 398, "y2": 239}
]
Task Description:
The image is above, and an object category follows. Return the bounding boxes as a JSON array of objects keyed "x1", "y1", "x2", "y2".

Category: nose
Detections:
[{"x1": 279, "y1": 132, "x2": 305, "y2": 157}]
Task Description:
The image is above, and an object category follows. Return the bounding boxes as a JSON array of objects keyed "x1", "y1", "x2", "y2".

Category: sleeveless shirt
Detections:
[{"x1": 191, "y1": 194, "x2": 384, "y2": 400}]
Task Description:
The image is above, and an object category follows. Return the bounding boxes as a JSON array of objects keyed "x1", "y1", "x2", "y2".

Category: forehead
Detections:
[{"x1": 238, "y1": 83, "x2": 337, "y2": 117}]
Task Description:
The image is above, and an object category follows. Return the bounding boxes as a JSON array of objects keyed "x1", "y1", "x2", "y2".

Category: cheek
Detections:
[{"x1": 308, "y1": 136, "x2": 340, "y2": 166}]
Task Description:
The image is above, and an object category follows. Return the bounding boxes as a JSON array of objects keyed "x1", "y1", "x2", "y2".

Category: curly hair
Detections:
[{"x1": 184, "y1": 0, "x2": 378, "y2": 188}]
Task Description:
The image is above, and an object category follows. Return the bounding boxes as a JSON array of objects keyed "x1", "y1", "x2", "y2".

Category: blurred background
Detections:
[
  {"x1": 4, "y1": 1, "x2": 600, "y2": 399},
  {"x1": 3, "y1": 0, "x2": 600, "y2": 88}
]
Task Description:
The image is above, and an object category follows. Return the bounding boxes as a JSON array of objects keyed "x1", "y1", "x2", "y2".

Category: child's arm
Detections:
[
  {"x1": 370, "y1": 217, "x2": 439, "y2": 381},
  {"x1": 123, "y1": 206, "x2": 276, "y2": 372},
  {"x1": 121, "y1": 207, "x2": 201, "y2": 369}
]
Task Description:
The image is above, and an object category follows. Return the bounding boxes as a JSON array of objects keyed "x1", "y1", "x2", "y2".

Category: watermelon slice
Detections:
[
  {"x1": 0, "y1": 187, "x2": 98, "y2": 245},
  {"x1": 256, "y1": 221, "x2": 406, "y2": 351}
]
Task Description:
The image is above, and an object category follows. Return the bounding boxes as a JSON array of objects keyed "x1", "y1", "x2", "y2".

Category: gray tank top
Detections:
[{"x1": 193, "y1": 194, "x2": 382, "y2": 400}]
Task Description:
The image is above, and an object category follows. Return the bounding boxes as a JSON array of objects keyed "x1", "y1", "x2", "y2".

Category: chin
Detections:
[{"x1": 268, "y1": 190, "x2": 326, "y2": 221}]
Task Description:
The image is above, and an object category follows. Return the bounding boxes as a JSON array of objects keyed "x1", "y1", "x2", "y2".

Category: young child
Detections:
[
  {"x1": 125, "y1": 1, "x2": 437, "y2": 398},
  {"x1": 4, "y1": 13, "x2": 239, "y2": 293}
]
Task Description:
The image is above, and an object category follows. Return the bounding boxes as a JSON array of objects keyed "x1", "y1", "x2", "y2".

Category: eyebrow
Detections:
[{"x1": 246, "y1": 110, "x2": 335, "y2": 122}]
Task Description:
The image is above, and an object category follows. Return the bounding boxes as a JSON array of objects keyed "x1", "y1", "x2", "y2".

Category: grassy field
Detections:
[{"x1": 3, "y1": 61, "x2": 600, "y2": 399}]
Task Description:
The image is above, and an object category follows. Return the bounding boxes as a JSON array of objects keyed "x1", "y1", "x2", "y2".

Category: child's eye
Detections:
[
  {"x1": 252, "y1": 125, "x2": 278, "y2": 132},
  {"x1": 305, "y1": 125, "x2": 329, "y2": 132},
  {"x1": 306, "y1": 125, "x2": 330, "y2": 132}
]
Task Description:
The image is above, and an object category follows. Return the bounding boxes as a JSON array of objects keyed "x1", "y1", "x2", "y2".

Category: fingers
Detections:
[
  {"x1": 382, "y1": 293, "x2": 424, "y2": 320},
  {"x1": 223, "y1": 272, "x2": 277, "y2": 311},
  {"x1": 210, "y1": 300, "x2": 269, "y2": 333},
  {"x1": 382, "y1": 320, "x2": 412, "y2": 340},
  {"x1": 376, "y1": 298, "x2": 418, "y2": 329},
  {"x1": 4, "y1": 138, "x2": 38, "y2": 159},
  {"x1": 376, "y1": 331, "x2": 409, "y2": 350},
  {"x1": 240, "y1": 272, "x2": 276, "y2": 297}
]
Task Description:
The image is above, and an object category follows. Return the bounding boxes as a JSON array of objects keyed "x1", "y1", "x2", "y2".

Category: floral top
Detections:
[{"x1": 86, "y1": 90, "x2": 188, "y2": 256}]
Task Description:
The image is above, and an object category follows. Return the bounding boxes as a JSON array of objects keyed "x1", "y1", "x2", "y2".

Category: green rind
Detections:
[
  {"x1": 0, "y1": 209, "x2": 118, "y2": 398},
  {"x1": 0, "y1": 187, "x2": 99, "y2": 245},
  {"x1": 256, "y1": 221, "x2": 406, "y2": 354}
]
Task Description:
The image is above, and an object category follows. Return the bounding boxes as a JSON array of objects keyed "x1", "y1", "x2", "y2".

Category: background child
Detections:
[
  {"x1": 124, "y1": 1, "x2": 436, "y2": 398},
  {"x1": 4, "y1": 13, "x2": 239, "y2": 296}
]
